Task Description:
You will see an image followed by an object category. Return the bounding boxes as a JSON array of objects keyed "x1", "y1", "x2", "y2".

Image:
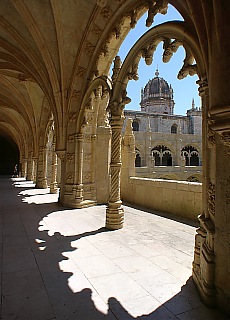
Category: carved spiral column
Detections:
[
  {"x1": 50, "y1": 142, "x2": 58, "y2": 194},
  {"x1": 192, "y1": 78, "x2": 216, "y2": 307},
  {"x1": 27, "y1": 152, "x2": 34, "y2": 181},
  {"x1": 106, "y1": 115, "x2": 125, "y2": 230}
]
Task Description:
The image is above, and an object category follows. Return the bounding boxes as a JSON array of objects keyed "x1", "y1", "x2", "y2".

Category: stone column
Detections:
[
  {"x1": 33, "y1": 157, "x2": 37, "y2": 183},
  {"x1": 27, "y1": 152, "x2": 34, "y2": 181},
  {"x1": 36, "y1": 146, "x2": 48, "y2": 188},
  {"x1": 56, "y1": 150, "x2": 66, "y2": 204},
  {"x1": 50, "y1": 142, "x2": 58, "y2": 194},
  {"x1": 90, "y1": 134, "x2": 97, "y2": 201},
  {"x1": 193, "y1": 78, "x2": 216, "y2": 306},
  {"x1": 75, "y1": 133, "x2": 84, "y2": 205},
  {"x1": 21, "y1": 157, "x2": 27, "y2": 178},
  {"x1": 106, "y1": 115, "x2": 125, "y2": 230}
]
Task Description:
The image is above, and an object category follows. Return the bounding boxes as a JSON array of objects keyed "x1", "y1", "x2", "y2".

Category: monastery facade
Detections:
[{"x1": 124, "y1": 70, "x2": 202, "y2": 181}]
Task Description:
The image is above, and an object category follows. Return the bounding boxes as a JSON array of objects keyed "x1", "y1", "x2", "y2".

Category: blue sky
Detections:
[{"x1": 115, "y1": 5, "x2": 200, "y2": 115}]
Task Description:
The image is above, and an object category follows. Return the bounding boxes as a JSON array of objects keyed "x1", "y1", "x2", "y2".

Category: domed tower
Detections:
[{"x1": 140, "y1": 70, "x2": 175, "y2": 114}]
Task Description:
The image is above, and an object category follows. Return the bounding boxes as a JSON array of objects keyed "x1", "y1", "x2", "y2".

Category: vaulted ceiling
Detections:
[{"x1": 0, "y1": 0, "x2": 228, "y2": 156}]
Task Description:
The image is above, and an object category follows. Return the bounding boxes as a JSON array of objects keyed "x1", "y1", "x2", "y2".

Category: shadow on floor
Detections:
[{"x1": 0, "y1": 178, "x2": 227, "y2": 320}]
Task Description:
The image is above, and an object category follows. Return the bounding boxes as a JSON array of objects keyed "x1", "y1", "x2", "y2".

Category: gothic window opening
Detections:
[
  {"x1": 132, "y1": 120, "x2": 139, "y2": 131},
  {"x1": 151, "y1": 145, "x2": 172, "y2": 166},
  {"x1": 135, "y1": 149, "x2": 142, "y2": 167},
  {"x1": 171, "y1": 124, "x2": 177, "y2": 134},
  {"x1": 181, "y1": 146, "x2": 199, "y2": 166}
]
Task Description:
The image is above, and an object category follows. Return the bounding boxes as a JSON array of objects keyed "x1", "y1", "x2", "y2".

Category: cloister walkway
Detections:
[{"x1": 0, "y1": 177, "x2": 228, "y2": 320}]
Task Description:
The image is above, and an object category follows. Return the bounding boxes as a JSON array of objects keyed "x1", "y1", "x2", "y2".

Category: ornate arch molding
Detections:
[
  {"x1": 110, "y1": 21, "x2": 205, "y2": 116},
  {"x1": 76, "y1": 76, "x2": 112, "y2": 133}
]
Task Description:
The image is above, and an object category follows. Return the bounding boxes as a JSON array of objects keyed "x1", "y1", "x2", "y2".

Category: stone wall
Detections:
[{"x1": 121, "y1": 177, "x2": 202, "y2": 221}]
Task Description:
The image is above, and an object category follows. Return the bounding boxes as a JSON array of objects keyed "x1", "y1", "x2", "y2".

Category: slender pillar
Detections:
[
  {"x1": 33, "y1": 157, "x2": 37, "y2": 183},
  {"x1": 106, "y1": 115, "x2": 125, "y2": 230},
  {"x1": 90, "y1": 134, "x2": 97, "y2": 201},
  {"x1": 193, "y1": 78, "x2": 216, "y2": 306},
  {"x1": 21, "y1": 157, "x2": 27, "y2": 178},
  {"x1": 56, "y1": 150, "x2": 66, "y2": 204},
  {"x1": 50, "y1": 142, "x2": 58, "y2": 194},
  {"x1": 27, "y1": 152, "x2": 34, "y2": 181},
  {"x1": 36, "y1": 146, "x2": 48, "y2": 188},
  {"x1": 75, "y1": 133, "x2": 84, "y2": 205}
]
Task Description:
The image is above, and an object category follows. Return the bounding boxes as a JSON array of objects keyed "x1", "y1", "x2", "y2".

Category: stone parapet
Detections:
[{"x1": 122, "y1": 177, "x2": 202, "y2": 221}]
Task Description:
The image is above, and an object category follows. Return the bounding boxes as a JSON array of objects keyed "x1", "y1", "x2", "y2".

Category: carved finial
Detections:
[
  {"x1": 155, "y1": 68, "x2": 159, "y2": 77},
  {"x1": 112, "y1": 56, "x2": 122, "y2": 82},
  {"x1": 192, "y1": 98, "x2": 195, "y2": 110},
  {"x1": 125, "y1": 118, "x2": 134, "y2": 136}
]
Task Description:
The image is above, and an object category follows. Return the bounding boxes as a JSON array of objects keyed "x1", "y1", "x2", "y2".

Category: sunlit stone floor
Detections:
[{"x1": 0, "y1": 177, "x2": 228, "y2": 320}]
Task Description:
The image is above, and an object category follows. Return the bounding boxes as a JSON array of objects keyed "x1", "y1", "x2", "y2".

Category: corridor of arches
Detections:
[{"x1": 0, "y1": 0, "x2": 230, "y2": 317}]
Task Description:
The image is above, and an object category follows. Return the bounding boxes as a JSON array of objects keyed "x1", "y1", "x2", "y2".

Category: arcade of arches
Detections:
[{"x1": 0, "y1": 0, "x2": 230, "y2": 316}]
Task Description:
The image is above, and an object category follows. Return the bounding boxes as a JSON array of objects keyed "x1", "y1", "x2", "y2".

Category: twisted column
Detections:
[
  {"x1": 50, "y1": 142, "x2": 58, "y2": 194},
  {"x1": 106, "y1": 115, "x2": 125, "y2": 230}
]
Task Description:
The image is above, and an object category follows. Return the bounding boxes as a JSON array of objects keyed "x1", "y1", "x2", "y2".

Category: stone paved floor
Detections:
[{"x1": 0, "y1": 177, "x2": 228, "y2": 320}]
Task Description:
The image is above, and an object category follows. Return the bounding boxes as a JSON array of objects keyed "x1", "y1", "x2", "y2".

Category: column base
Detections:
[
  {"x1": 62, "y1": 191, "x2": 96, "y2": 208},
  {"x1": 193, "y1": 267, "x2": 216, "y2": 307},
  {"x1": 105, "y1": 202, "x2": 124, "y2": 230},
  {"x1": 50, "y1": 183, "x2": 58, "y2": 194}
]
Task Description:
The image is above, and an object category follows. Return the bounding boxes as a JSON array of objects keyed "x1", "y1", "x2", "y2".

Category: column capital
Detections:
[{"x1": 109, "y1": 114, "x2": 125, "y2": 128}]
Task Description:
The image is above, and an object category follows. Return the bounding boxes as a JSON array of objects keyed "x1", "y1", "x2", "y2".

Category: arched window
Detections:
[
  {"x1": 181, "y1": 146, "x2": 199, "y2": 166},
  {"x1": 135, "y1": 149, "x2": 141, "y2": 167},
  {"x1": 132, "y1": 120, "x2": 139, "y2": 131},
  {"x1": 151, "y1": 145, "x2": 172, "y2": 166},
  {"x1": 171, "y1": 124, "x2": 177, "y2": 134}
]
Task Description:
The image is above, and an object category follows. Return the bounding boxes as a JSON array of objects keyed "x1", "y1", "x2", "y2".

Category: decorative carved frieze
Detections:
[{"x1": 207, "y1": 182, "x2": 215, "y2": 216}]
